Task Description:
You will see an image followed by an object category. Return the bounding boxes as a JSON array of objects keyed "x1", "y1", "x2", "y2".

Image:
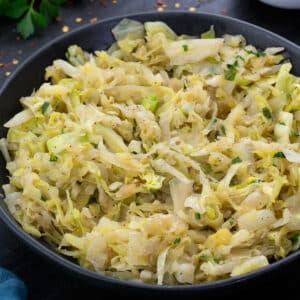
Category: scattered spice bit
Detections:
[
  {"x1": 12, "y1": 59, "x2": 19, "y2": 65},
  {"x1": 29, "y1": 41, "x2": 36, "y2": 48},
  {"x1": 156, "y1": 0, "x2": 166, "y2": 5},
  {"x1": 5, "y1": 72, "x2": 11, "y2": 77},
  {"x1": 99, "y1": 0, "x2": 107, "y2": 6},
  {"x1": 16, "y1": 35, "x2": 21, "y2": 41},
  {"x1": 75, "y1": 17, "x2": 83, "y2": 23},
  {"x1": 17, "y1": 49, "x2": 23, "y2": 55},
  {"x1": 221, "y1": 8, "x2": 228, "y2": 14},
  {"x1": 0, "y1": 63, "x2": 3, "y2": 68},
  {"x1": 232, "y1": 156, "x2": 242, "y2": 164},
  {"x1": 189, "y1": 7, "x2": 196, "y2": 12},
  {"x1": 175, "y1": 2, "x2": 180, "y2": 8},
  {"x1": 90, "y1": 17, "x2": 98, "y2": 23},
  {"x1": 62, "y1": 26, "x2": 69, "y2": 33},
  {"x1": 56, "y1": 16, "x2": 63, "y2": 23},
  {"x1": 173, "y1": 237, "x2": 181, "y2": 245},
  {"x1": 157, "y1": 6, "x2": 164, "y2": 12},
  {"x1": 112, "y1": 0, "x2": 118, "y2": 3}
]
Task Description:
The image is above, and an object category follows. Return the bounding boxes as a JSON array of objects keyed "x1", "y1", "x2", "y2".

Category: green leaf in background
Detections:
[
  {"x1": 50, "y1": 0, "x2": 66, "y2": 4},
  {"x1": 40, "y1": 0, "x2": 60, "y2": 20},
  {"x1": 0, "y1": 0, "x2": 28, "y2": 19},
  {"x1": 16, "y1": 10, "x2": 34, "y2": 39},
  {"x1": 1, "y1": 0, "x2": 65, "y2": 39},
  {"x1": 31, "y1": 9, "x2": 47, "y2": 29}
]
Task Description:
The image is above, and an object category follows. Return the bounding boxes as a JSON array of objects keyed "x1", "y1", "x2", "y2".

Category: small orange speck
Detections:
[
  {"x1": 5, "y1": 71, "x2": 11, "y2": 77},
  {"x1": 56, "y1": 16, "x2": 63, "y2": 22},
  {"x1": 162, "y1": 4, "x2": 167, "y2": 8},
  {"x1": 175, "y1": 2, "x2": 180, "y2": 8},
  {"x1": 12, "y1": 59, "x2": 19, "y2": 65},
  {"x1": 157, "y1": 6, "x2": 164, "y2": 12},
  {"x1": 189, "y1": 7, "x2": 196, "y2": 12},
  {"x1": 75, "y1": 17, "x2": 83, "y2": 23},
  {"x1": 112, "y1": 0, "x2": 117, "y2": 3},
  {"x1": 62, "y1": 26, "x2": 69, "y2": 33},
  {"x1": 90, "y1": 17, "x2": 98, "y2": 23}
]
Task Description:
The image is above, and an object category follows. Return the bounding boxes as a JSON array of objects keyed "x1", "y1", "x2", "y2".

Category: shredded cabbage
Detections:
[{"x1": 2, "y1": 19, "x2": 300, "y2": 285}]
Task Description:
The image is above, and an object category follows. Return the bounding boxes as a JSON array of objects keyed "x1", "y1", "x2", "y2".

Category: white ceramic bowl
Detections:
[{"x1": 259, "y1": 0, "x2": 300, "y2": 9}]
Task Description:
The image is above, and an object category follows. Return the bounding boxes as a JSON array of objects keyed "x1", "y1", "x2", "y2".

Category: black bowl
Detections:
[{"x1": 1, "y1": 11, "x2": 300, "y2": 296}]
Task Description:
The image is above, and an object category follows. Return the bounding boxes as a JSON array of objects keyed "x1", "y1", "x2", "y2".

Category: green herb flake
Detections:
[
  {"x1": 49, "y1": 154, "x2": 58, "y2": 162},
  {"x1": 173, "y1": 237, "x2": 181, "y2": 245},
  {"x1": 294, "y1": 131, "x2": 300, "y2": 137},
  {"x1": 41, "y1": 101, "x2": 50, "y2": 114},
  {"x1": 229, "y1": 218, "x2": 236, "y2": 226},
  {"x1": 213, "y1": 256, "x2": 222, "y2": 264},
  {"x1": 194, "y1": 212, "x2": 201, "y2": 220},
  {"x1": 277, "y1": 121, "x2": 286, "y2": 125},
  {"x1": 199, "y1": 254, "x2": 209, "y2": 262},
  {"x1": 232, "y1": 156, "x2": 242, "y2": 164},
  {"x1": 224, "y1": 62, "x2": 238, "y2": 81},
  {"x1": 236, "y1": 55, "x2": 245, "y2": 61},
  {"x1": 274, "y1": 151, "x2": 285, "y2": 158},
  {"x1": 262, "y1": 107, "x2": 272, "y2": 119},
  {"x1": 221, "y1": 124, "x2": 226, "y2": 135},
  {"x1": 244, "y1": 49, "x2": 266, "y2": 57},
  {"x1": 289, "y1": 232, "x2": 300, "y2": 243},
  {"x1": 182, "y1": 44, "x2": 189, "y2": 52}
]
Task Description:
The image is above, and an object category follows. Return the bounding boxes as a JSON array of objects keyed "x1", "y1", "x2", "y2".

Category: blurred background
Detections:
[{"x1": 0, "y1": 1, "x2": 300, "y2": 299}]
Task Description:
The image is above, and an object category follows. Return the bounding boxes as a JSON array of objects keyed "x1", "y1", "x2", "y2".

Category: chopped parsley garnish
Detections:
[
  {"x1": 213, "y1": 256, "x2": 222, "y2": 264},
  {"x1": 41, "y1": 101, "x2": 50, "y2": 114},
  {"x1": 274, "y1": 151, "x2": 285, "y2": 158},
  {"x1": 221, "y1": 124, "x2": 226, "y2": 135},
  {"x1": 224, "y1": 61, "x2": 238, "y2": 81},
  {"x1": 277, "y1": 121, "x2": 285, "y2": 125},
  {"x1": 294, "y1": 131, "x2": 300, "y2": 137},
  {"x1": 244, "y1": 49, "x2": 266, "y2": 57},
  {"x1": 182, "y1": 44, "x2": 189, "y2": 52},
  {"x1": 194, "y1": 212, "x2": 201, "y2": 220},
  {"x1": 262, "y1": 107, "x2": 272, "y2": 119},
  {"x1": 173, "y1": 237, "x2": 181, "y2": 245},
  {"x1": 199, "y1": 254, "x2": 209, "y2": 262},
  {"x1": 289, "y1": 232, "x2": 300, "y2": 243},
  {"x1": 232, "y1": 156, "x2": 242, "y2": 164},
  {"x1": 49, "y1": 154, "x2": 58, "y2": 162},
  {"x1": 236, "y1": 55, "x2": 245, "y2": 61}
]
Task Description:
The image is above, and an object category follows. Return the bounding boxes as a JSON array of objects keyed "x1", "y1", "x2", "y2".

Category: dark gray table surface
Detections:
[{"x1": 1, "y1": 1, "x2": 300, "y2": 299}]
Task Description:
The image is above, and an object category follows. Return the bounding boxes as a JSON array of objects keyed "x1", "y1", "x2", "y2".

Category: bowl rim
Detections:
[{"x1": 1, "y1": 10, "x2": 300, "y2": 291}]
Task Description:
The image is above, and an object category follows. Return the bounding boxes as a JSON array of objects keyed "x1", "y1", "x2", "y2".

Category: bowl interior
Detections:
[{"x1": 1, "y1": 11, "x2": 300, "y2": 292}]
